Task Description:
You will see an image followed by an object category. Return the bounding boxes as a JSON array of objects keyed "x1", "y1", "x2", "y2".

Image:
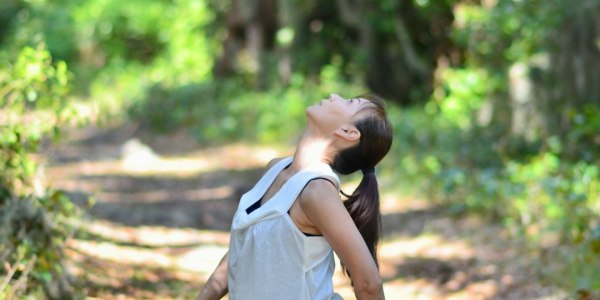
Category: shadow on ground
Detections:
[
  {"x1": 68, "y1": 248, "x2": 204, "y2": 299},
  {"x1": 42, "y1": 123, "x2": 569, "y2": 300},
  {"x1": 67, "y1": 169, "x2": 262, "y2": 230}
]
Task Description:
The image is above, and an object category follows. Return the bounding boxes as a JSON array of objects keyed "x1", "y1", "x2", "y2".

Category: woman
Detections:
[{"x1": 197, "y1": 93, "x2": 393, "y2": 300}]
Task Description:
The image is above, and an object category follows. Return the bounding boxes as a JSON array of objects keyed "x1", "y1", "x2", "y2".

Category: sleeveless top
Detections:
[{"x1": 227, "y1": 157, "x2": 343, "y2": 300}]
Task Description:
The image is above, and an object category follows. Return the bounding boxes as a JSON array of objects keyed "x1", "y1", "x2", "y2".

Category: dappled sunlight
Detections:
[
  {"x1": 2, "y1": 0, "x2": 597, "y2": 297},
  {"x1": 68, "y1": 214, "x2": 557, "y2": 300},
  {"x1": 69, "y1": 239, "x2": 228, "y2": 276},
  {"x1": 44, "y1": 126, "x2": 291, "y2": 231},
  {"x1": 380, "y1": 235, "x2": 474, "y2": 261},
  {"x1": 75, "y1": 219, "x2": 230, "y2": 247},
  {"x1": 41, "y1": 125, "x2": 571, "y2": 299},
  {"x1": 120, "y1": 143, "x2": 285, "y2": 176},
  {"x1": 100, "y1": 186, "x2": 233, "y2": 203},
  {"x1": 176, "y1": 246, "x2": 229, "y2": 275},
  {"x1": 65, "y1": 218, "x2": 232, "y2": 299},
  {"x1": 66, "y1": 247, "x2": 204, "y2": 299},
  {"x1": 66, "y1": 214, "x2": 232, "y2": 299},
  {"x1": 70, "y1": 240, "x2": 173, "y2": 269},
  {"x1": 380, "y1": 193, "x2": 433, "y2": 213},
  {"x1": 47, "y1": 144, "x2": 285, "y2": 179},
  {"x1": 121, "y1": 157, "x2": 214, "y2": 176}
]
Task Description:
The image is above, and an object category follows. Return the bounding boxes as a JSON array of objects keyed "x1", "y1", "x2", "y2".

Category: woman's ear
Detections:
[{"x1": 334, "y1": 125, "x2": 361, "y2": 142}]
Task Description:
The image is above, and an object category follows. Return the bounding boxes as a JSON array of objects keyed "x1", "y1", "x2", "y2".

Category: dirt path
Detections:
[{"x1": 42, "y1": 123, "x2": 568, "y2": 299}]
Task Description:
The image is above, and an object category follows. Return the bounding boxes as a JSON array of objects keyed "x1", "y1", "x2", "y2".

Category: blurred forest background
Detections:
[{"x1": 1, "y1": 0, "x2": 599, "y2": 299}]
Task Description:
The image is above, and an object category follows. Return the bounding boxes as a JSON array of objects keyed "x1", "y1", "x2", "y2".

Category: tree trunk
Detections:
[{"x1": 213, "y1": 0, "x2": 279, "y2": 89}]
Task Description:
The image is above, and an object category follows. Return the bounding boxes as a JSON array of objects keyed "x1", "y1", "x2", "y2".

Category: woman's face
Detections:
[{"x1": 306, "y1": 93, "x2": 371, "y2": 134}]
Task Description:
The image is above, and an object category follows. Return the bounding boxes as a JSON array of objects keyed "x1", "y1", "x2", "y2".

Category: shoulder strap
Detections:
[
  {"x1": 254, "y1": 157, "x2": 293, "y2": 191},
  {"x1": 276, "y1": 162, "x2": 340, "y2": 211},
  {"x1": 270, "y1": 156, "x2": 294, "y2": 172},
  {"x1": 232, "y1": 156, "x2": 293, "y2": 228}
]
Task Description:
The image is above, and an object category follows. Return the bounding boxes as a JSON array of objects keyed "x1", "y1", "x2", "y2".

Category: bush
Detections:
[
  {"x1": 0, "y1": 43, "x2": 81, "y2": 299},
  {"x1": 129, "y1": 67, "x2": 364, "y2": 145},
  {"x1": 389, "y1": 73, "x2": 600, "y2": 292}
]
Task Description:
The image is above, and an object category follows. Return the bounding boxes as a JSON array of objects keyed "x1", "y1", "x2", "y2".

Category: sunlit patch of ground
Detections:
[
  {"x1": 43, "y1": 123, "x2": 569, "y2": 299},
  {"x1": 66, "y1": 245, "x2": 205, "y2": 299}
]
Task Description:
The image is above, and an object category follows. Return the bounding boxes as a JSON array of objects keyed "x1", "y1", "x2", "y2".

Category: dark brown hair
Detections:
[{"x1": 331, "y1": 94, "x2": 393, "y2": 276}]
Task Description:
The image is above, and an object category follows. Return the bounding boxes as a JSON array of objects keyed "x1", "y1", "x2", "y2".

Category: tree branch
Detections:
[{"x1": 392, "y1": 16, "x2": 429, "y2": 77}]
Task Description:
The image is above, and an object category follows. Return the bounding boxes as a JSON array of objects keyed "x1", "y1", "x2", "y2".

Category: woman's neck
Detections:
[{"x1": 288, "y1": 130, "x2": 335, "y2": 173}]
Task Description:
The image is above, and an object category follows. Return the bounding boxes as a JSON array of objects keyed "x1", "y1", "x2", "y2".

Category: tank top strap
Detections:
[
  {"x1": 267, "y1": 157, "x2": 294, "y2": 179},
  {"x1": 247, "y1": 156, "x2": 293, "y2": 202},
  {"x1": 275, "y1": 161, "x2": 340, "y2": 212}
]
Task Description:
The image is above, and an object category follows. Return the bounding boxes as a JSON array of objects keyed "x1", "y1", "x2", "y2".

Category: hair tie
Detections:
[{"x1": 361, "y1": 167, "x2": 375, "y2": 175}]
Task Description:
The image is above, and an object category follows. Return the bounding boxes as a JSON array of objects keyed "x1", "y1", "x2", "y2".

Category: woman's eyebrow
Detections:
[{"x1": 356, "y1": 98, "x2": 368, "y2": 106}]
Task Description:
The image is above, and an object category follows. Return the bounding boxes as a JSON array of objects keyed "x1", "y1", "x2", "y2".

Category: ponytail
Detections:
[
  {"x1": 330, "y1": 94, "x2": 392, "y2": 278},
  {"x1": 341, "y1": 171, "x2": 381, "y2": 275}
]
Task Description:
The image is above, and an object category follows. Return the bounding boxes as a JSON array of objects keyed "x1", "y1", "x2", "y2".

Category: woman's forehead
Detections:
[
  {"x1": 356, "y1": 98, "x2": 376, "y2": 110},
  {"x1": 352, "y1": 99, "x2": 377, "y2": 119}
]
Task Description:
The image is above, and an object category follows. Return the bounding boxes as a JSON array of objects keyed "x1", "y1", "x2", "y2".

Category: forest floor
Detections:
[{"x1": 41, "y1": 122, "x2": 570, "y2": 300}]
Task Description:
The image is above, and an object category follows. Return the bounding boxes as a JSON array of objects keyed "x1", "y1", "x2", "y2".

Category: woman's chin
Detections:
[{"x1": 305, "y1": 106, "x2": 318, "y2": 121}]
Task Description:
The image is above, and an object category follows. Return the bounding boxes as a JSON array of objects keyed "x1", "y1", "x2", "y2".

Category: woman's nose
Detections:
[{"x1": 329, "y1": 93, "x2": 341, "y2": 101}]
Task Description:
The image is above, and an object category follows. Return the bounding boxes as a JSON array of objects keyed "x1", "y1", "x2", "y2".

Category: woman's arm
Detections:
[
  {"x1": 299, "y1": 180, "x2": 385, "y2": 300},
  {"x1": 196, "y1": 251, "x2": 229, "y2": 300}
]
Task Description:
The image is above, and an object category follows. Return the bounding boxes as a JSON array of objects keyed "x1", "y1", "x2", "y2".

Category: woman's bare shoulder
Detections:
[{"x1": 298, "y1": 178, "x2": 340, "y2": 208}]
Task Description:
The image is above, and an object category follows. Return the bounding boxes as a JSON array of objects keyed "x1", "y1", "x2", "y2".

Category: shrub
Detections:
[{"x1": 0, "y1": 43, "x2": 80, "y2": 299}]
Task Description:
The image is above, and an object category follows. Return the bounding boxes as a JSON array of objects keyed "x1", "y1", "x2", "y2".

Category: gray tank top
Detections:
[{"x1": 227, "y1": 157, "x2": 343, "y2": 300}]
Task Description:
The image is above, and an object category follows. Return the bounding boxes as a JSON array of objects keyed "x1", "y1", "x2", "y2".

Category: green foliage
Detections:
[
  {"x1": 565, "y1": 104, "x2": 600, "y2": 161},
  {"x1": 431, "y1": 67, "x2": 494, "y2": 129},
  {"x1": 390, "y1": 1, "x2": 600, "y2": 286},
  {"x1": 0, "y1": 191, "x2": 76, "y2": 299},
  {"x1": 1, "y1": 44, "x2": 69, "y2": 113},
  {"x1": 393, "y1": 73, "x2": 600, "y2": 296},
  {"x1": 131, "y1": 68, "x2": 364, "y2": 144},
  {"x1": 1, "y1": 43, "x2": 79, "y2": 299},
  {"x1": 392, "y1": 105, "x2": 600, "y2": 292},
  {"x1": 453, "y1": 0, "x2": 564, "y2": 68},
  {"x1": 1, "y1": 0, "x2": 216, "y2": 119},
  {"x1": 0, "y1": 0, "x2": 598, "y2": 295}
]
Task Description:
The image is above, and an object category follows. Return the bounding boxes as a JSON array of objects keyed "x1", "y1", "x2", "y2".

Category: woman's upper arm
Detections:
[{"x1": 299, "y1": 180, "x2": 382, "y2": 295}]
